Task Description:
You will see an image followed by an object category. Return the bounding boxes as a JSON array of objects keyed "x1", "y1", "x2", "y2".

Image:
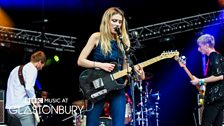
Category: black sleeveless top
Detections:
[
  {"x1": 92, "y1": 40, "x2": 123, "y2": 70},
  {"x1": 92, "y1": 40, "x2": 124, "y2": 83}
]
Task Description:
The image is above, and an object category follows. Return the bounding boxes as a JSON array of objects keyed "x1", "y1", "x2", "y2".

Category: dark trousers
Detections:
[
  {"x1": 201, "y1": 101, "x2": 224, "y2": 126},
  {"x1": 86, "y1": 89, "x2": 126, "y2": 126}
]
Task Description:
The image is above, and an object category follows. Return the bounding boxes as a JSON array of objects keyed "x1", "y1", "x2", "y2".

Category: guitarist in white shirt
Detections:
[
  {"x1": 5, "y1": 51, "x2": 46, "y2": 126},
  {"x1": 190, "y1": 34, "x2": 224, "y2": 126}
]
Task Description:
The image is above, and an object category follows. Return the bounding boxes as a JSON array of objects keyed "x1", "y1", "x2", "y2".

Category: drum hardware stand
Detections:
[
  {"x1": 99, "y1": 121, "x2": 106, "y2": 126},
  {"x1": 72, "y1": 111, "x2": 78, "y2": 126},
  {"x1": 135, "y1": 80, "x2": 153, "y2": 126},
  {"x1": 135, "y1": 78, "x2": 161, "y2": 126},
  {"x1": 135, "y1": 81, "x2": 145, "y2": 126},
  {"x1": 62, "y1": 110, "x2": 82, "y2": 126},
  {"x1": 144, "y1": 82, "x2": 151, "y2": 126},
  {"x1": 136, "y1": 111, "x2": 145, "y2": 126},
  {"x1": 147, "y1": 91, "x2": 160, "y2": 126},
  {"x1": 149, "y1": 91, "x2": 160, "y2": 126},
  {"x1": 137, "y1": 80, "x2": 145, "y2": 126},
  {"x1": 154, "y1": 101, "x2": 160, "y2": 126},
  {"x1": 193, "y1": 93, "x2": 203, "y2": 126}
]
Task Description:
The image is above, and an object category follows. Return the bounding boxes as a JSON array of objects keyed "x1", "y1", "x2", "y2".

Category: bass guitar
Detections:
[
  {"x1": 175, "y1": 55, "x2": 205, "y2": 125},
  {"x1": 175, "y1": 55, "x2": 205, "y2": 99},
  {"x1": 18, "y1": 65, "x2": 41, "y2": 125},
  {"x1": 79, "y1": 50, "x2": 179, "y2": 102}
]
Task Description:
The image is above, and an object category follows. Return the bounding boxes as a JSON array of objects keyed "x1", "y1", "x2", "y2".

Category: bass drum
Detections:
[
  {"x1": 125, "y1": 103, "x2": 132, "y2": 124},
  {"x1": 99, "y1": 117, "x2": 112, "y2": 126}
]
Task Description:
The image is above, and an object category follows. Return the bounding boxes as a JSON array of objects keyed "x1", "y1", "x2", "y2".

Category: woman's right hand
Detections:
[{"x1": 99, "y1": 62, "x2": 115, "y2": 72}]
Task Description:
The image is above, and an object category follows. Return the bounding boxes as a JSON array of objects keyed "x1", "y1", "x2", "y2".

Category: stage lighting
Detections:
[{"x1": 54, "y1": 55, "x2": 59, "y2": 62}]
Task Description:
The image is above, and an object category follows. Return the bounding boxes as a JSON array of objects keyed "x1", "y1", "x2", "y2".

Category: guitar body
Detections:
[
  {"x1": 31, "y1": 102, "x2": 41, "y2": 125},
  {"x1": 79, "y1": 63, "x2": 125, "y2": 102}
]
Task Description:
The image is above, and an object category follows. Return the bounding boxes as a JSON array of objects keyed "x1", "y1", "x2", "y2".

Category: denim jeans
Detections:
[
  {"x1": 86, "y1": 89, "x2": 126, "y2": 126},
  {"x1": 7, "y1": 105, "x2": 36, "y2": 126}
]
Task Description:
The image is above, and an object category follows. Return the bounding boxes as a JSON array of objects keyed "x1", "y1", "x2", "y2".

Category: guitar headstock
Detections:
[
  {"x1": 174, "y1": 55, "x2": 187, "y2": 68},
  {"x1": 160, "y1": 50, "x2": 180, "y2": 59}
]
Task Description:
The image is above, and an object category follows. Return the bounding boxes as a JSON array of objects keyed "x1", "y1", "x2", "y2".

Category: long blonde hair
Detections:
[{"x1": 99, "y1": 7, "x2": 129, "y2": 55}]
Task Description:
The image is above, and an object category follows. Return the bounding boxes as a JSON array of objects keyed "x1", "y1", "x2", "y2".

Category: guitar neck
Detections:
[
  {"x1": 183, "y1": 66, "x2": 194, "y2": 80},
  {"x1": 183, "y1": 66, "x2": 203, "y2": 94},
  {"x1": 113, "y1": 67, "x2": 132, "y2": 80},
  {"x1": 139, "y1": 55, "x2": 164, "y2": 68},
  {"x1": 113, "y1": 55, "x2": 164, "y2": 80}
]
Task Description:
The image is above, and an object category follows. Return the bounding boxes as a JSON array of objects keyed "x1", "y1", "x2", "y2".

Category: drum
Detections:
[
  {"x1": 99, "y1": 117, "x2": 112, "y2": 126},
  {"x1": 75, "y1": 115, "x2": 86, "y2": 126},
  {"x1": 125, "y1": 103, "x2": 132, "y2": 124},
  {"x1": 125, "y1": 93, "x2": 132, "y2": 124},
  {"x1": 80, "y1": 115, "x2": 86, "y2": 126}
]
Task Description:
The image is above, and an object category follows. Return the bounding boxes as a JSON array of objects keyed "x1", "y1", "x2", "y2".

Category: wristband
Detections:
[{"x1": 199, "y1": 79, "x2": 205, "y2": 86}]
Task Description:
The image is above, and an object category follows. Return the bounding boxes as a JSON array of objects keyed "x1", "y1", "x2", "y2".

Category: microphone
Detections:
[
  {"x1": 114, "y1": 26, "x2": 121, "y2": 36},
  {"x1": 115, "y1": 26, "x2": 129, "y2": 51},
  {"x1": 32, "y1": 19, "x2": 48, "y2": 24}
]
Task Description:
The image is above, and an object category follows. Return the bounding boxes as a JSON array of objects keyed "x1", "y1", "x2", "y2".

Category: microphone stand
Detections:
[{"x1": 118, "y1": 34, "x2": 139, "y2": 126}]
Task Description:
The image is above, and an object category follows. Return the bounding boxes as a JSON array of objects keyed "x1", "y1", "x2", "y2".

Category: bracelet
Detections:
[{"x1": 199, "y1": 79, "x2": 205, "y2": 86}]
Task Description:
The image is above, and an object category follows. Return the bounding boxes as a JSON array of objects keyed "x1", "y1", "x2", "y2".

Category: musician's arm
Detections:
[
  {"x1": 204, "y1": 53, "x2": 223, "y2": 83},
  {"x1": 77, "y1": 32, "x2": 99, "y2": 68},
  {"x1": 77, "y1": 32, "x2": 115, "y2": 72},
  {"x1": 205, "y1": 75, "x2": 223, "y2": 83},
  {"x1": 202, "y1": 53, "x2": 224, "y2": 85},
  {"x1": 191, "y1": 75, "x2": 223, "y2": 86},
  {"x1": 24, "y1": 66, "x2": 37, "y2": 99},
  {"x1": 191, "y1": 53, "x2": 224, "y2": 86}
]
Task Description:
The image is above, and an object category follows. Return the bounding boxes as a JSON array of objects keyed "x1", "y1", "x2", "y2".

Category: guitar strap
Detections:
[
  {"x1": 204, "y1": 59, "x2": 209, "y2": 77},
  {"x1": 18, "y1": 65, "x2": 31, "y2": 98},
  {"x1": 18, "y1": 65, "x2": 25, "y2": 87},
  {"x1": 18, "y1": 65, "x2": 41, "y2": 124}
]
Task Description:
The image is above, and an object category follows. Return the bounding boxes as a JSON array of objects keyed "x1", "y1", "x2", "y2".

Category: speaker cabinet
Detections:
[{"x1": 0, "y1": 90, "x2": 4, "y2": 123}]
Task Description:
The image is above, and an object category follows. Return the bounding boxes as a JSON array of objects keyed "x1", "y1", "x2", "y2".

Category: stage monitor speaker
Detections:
[{"x1": 0, "y1": 90, "x2": 5, "y2": 123}]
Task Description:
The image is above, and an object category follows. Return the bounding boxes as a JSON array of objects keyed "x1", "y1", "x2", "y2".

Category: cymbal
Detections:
[
  {"x1": 144, "y1": 72, "x2": 153, "y2": 80},
  {"x1": 72, "y1": 99, "x2": 88, "y2": 108}
]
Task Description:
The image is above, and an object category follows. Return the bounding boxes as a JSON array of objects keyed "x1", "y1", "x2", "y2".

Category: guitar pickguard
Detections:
[{"x1": 79, "y1": 63, "x2": 125, "y2": 102}]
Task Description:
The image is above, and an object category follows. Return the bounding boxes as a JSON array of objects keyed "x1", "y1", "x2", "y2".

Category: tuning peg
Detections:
[{"x1": 181, "y1": 55, "x2": 186, "y2": 60}]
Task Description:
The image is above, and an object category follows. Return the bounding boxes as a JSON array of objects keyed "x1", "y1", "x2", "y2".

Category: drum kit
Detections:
[
  {"x1": 70, "y1": 72, "x2": 160, "y2": 126},
  {"x1": 134, "y1": 77, "x2": 160, "y2": 126},
  {"x1": 131, "y1": 72, "x2": 161, "y2": 126}
]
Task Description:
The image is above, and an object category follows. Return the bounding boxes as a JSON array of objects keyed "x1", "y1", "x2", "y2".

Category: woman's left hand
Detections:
[{"x1": 134, "y1": 64, "x2": 145, "y2": 80}]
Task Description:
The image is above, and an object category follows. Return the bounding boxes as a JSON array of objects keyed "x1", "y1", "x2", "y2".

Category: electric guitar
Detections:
[
  {"x1": 79, "y1": 50, "x2": 179, "y2": 102},
  {"x1": 175, "y1": 56, "x2": 205, "y2": 104},
  {"x1": 175, "y1": 55, "x2": 206, "y2": 125},
  {"x1": 18, "y1": 65, "x2": 41, "y2": 125},
  {"x1": 30, "y1": 101, "x2": 41, "y2": 125}
]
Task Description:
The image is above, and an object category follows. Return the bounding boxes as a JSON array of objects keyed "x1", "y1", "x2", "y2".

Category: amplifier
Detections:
[{"x1": 0, "y1": 90, "x2": 5, "y2": 123}]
